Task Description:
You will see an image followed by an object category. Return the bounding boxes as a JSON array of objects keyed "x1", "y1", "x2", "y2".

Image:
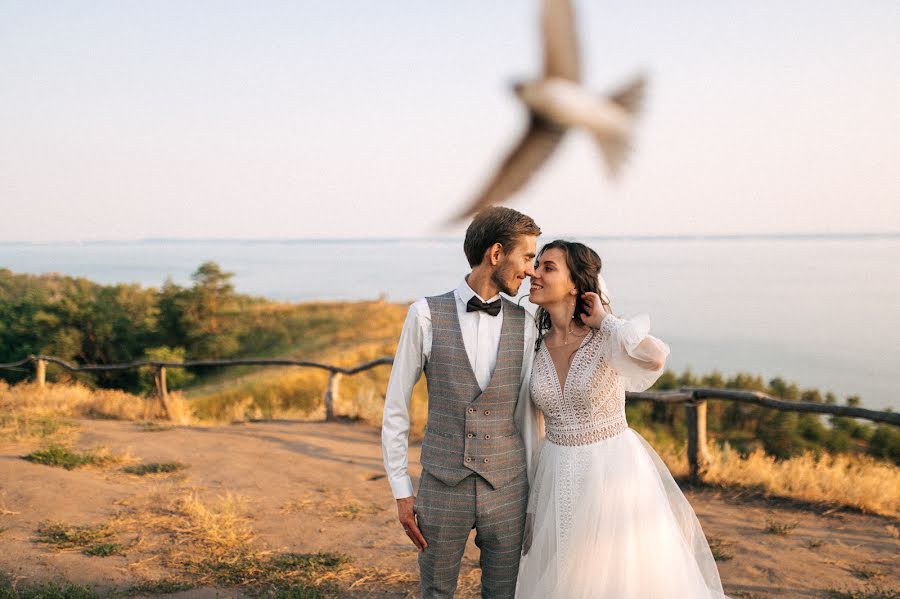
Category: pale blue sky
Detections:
[{"x1": 1, "y1": 1, "x2": 897, "y2": 241}]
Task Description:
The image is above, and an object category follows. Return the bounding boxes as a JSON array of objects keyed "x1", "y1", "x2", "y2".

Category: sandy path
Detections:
[{"x1": 0, "y1": 419, "x2": 897, "y2": 598}]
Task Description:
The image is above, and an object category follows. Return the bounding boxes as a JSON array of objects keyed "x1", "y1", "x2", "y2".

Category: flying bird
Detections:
[{"x1": 452, "y1": 0, "x2": 647, "y2": 222}]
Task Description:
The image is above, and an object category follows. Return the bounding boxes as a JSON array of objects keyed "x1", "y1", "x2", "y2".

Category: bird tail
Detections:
[{"x1": 594, "y1": 74, "x2": 647, "y2": 178}]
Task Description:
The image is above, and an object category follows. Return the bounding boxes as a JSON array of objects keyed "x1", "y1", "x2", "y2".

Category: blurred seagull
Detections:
[{"x1": 452, "y1": 0, "x2": 646, "y2": 222}]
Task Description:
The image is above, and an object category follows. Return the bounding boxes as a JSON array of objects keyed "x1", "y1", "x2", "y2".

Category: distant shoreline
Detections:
[{"x1": 2, "y1": 231, "x2": 898, "y2": 246}]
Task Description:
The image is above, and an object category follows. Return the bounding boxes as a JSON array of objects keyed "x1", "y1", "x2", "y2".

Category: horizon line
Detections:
[{"x1": 1, "y1": 230, "x2": 898, "y2": 246}]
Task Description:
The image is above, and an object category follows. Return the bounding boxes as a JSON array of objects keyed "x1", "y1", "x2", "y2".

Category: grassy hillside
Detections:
[{"x1": 2, "y1": 264, "x2": 898, "y2": 518}]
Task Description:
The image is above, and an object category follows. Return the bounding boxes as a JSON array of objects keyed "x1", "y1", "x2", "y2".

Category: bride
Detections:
[{"x1": 516, "y1": 240, "x2": 728, "y2": 598}]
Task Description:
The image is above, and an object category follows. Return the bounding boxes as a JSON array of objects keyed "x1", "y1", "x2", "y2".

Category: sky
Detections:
[{"x1": 1, "y1": 1, "x2": 898, "y2": 242}]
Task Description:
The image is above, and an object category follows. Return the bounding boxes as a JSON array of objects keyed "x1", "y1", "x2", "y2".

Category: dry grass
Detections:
[
  {"x1": 185, "y1": 341, "x2": 431, "y2": 438},
  {"x1": 454, "y1": 568, "x2": 483, "y2": 599},
  {"x1": 826, "y1": 584, "x2": 900, "y2": 598},
  {"x1": 5, "y1": 362, "x2": 897, "y2": 523},
  {"x1": 703, "y1": 444, "x2": 900, "y2": 518},
  {"x1": 28, "y1": 490, "x2": 256, "y2": 567},
  {"x1": 173, "y1": 299, "x2": 424, "y2": 432},
  {"x1": 630, "y1": 430, "x2": 900, "y2": 518},
  {"x1": 83, "y1": 489, "x2": 414, "y2": 594},
  {"x1": 0, "y1": 380, "x2": 194, "y2": 443},
  {"x1": 280, "y1": 487, "x2": 386, "y2": 522}
]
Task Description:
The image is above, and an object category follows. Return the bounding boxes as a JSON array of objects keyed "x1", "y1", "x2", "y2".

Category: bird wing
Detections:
[
  {"x1": 592, "y1": 74, "x2": 648, "y2": 178},
  {"x1": 451, "y1": 116, "x2": 565, "y2": 222},
  {"x1": 608, "y1": 74, "x2": 647, "y2": 115},
  {"x1": 542, "y1": 0, "x2": 580, "y2": 82}
]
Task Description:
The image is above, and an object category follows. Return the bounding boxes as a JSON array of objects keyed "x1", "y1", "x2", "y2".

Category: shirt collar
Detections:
[{"x1": 456, "y1": 277, "x2": 500, "y2": 305}]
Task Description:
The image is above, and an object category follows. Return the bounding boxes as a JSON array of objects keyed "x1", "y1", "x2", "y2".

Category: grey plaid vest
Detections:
[{"x1": 419, "y1": 291, "x2": 527, "y2": 489}]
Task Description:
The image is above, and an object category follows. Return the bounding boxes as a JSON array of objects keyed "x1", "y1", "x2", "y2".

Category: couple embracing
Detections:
[{"x1": 382, "y1": 207, "x2": 728, "y2": 598}]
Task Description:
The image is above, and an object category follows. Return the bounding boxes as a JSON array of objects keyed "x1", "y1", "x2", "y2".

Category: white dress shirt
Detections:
[{"x1": 381, "y1": 278, "x2": 537, "y2": 499}]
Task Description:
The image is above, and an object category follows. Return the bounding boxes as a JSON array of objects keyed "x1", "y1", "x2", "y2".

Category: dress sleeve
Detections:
[
  {"x1": 601, "y1": 313, "x2": 670, "y2": 393},
  {"x1": 515, "y1": 311, "x2": 545, "y2": 500}
]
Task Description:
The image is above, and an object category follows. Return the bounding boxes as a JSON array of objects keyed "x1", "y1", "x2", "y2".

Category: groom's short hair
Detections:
[{"x1": 464, "y1": 207, "x2": 541, "y2": 267}]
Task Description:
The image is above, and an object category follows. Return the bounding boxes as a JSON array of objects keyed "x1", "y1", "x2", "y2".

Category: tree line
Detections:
[{"x1": 0, "y1": 262, "x2": 291, "y2": 393}]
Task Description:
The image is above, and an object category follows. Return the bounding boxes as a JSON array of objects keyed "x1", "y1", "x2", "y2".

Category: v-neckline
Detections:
[{"x1": 542, "y1": 328, "x2": 594, "y2": 398}]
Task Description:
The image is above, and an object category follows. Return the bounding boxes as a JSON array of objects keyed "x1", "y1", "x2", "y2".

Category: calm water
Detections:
[{"x1": 2, "y1": 235, "x2": 898, "y2": 411}]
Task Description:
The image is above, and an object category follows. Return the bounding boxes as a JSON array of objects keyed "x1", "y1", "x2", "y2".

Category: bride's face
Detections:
[{"x1": 529, "y1": 248, "x2": 576, "y2": 307}]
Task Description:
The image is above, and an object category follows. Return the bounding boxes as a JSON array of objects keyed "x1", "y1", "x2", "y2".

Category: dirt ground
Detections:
[{"x1": 0, "y1": 419, "x2": 897, "y2": 598}]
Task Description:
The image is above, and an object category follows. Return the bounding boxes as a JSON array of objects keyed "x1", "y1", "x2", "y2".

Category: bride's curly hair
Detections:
[{"x1": 533, "y1": 240, "x2": 612, "y2": 349}]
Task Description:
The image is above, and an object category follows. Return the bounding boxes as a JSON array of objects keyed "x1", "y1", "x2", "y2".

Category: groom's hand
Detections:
[{"x1": 396, "y1": 496, "x2": 427, "y2": 552}]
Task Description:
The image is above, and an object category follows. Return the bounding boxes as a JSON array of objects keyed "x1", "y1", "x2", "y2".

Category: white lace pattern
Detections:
[{"x1": 531, "y1": 316, "x2": 628, "y2": 447}]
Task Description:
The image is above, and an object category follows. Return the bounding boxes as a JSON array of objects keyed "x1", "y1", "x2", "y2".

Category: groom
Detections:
[{"x1": 381, "y1": 207, "x2": 541, "y2": 598}]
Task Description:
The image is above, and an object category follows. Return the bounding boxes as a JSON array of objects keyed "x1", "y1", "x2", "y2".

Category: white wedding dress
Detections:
[{"x1": 515, "y1": 314, "x2": 729, "y2": 599}]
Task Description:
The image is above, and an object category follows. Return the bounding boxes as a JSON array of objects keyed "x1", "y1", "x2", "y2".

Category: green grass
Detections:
[
  {"x1": 763, "y1": 518, "x2": 799, "y2": 535},
  {"x1": 262, "y1": 584, "x2": 340, "y2": 599},
  {"x1": 33, "y1": 521, "x2": 114, "y2": 550},
  {"x1": 21, "y1": 445, "x2": 120, "y2": 470},
  {"x1": 268, "y1": 552, "x2": 350, "y2": 572},
  {"x1": 122, "y1": 580, "x2": 194, "y2": 596},
  {"x1": 189, "y1": 551, "x2": 351, "y2": 591},
  {"x1": 850, "y1": 566, "x2": 885, "y2": 581},
  {"x1": 81, "y1": 542, "x2": 123, "y2": 557},
  {"x1": 707, "y1": 536, "x2": 733, "y2": 561},
  {"x1": 134, "y1": 421, "x2": 175, "y2": 432},
  {"x1": 0, "y1": 573, "x2": 99, "y2": 599},
  {"x1": 264, "y1": 553, "x2": 348, "y2": 598},
  {"x1": 826, "y1": 586, "x2": 900, "y2": 599},
  {"x1": 122, "y1": 462, "x2": 186, "y2": 476}
]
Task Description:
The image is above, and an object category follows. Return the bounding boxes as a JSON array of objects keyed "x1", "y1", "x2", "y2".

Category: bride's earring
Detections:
[{"x1": 566, "y1": 290, "x2": 577, "y2": 342}]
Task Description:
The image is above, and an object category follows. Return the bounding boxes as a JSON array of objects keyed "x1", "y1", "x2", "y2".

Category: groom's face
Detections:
[{"x1": 491, "y1": 235, "x2": 537, "y2": 296}]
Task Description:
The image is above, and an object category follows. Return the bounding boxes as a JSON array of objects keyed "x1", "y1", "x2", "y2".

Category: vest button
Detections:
[
  {"x1": 484, "y1": 410, "x2": 491, "y2": 415},
  {"x1": 484, "y1": 434, "x2": 491, "y2": 439},
  {"x1": 467, "y1": 407, "x2": 475, "y2": 414},
  {"x1": 467, "y1": 433, "x2": 474, "y2": 438},
  {"x1": 465, "y1": 457, "x2": 472, "y2": 463},
  {"x1": 483, "y1": 458, "x2": 489, "y2": 463}
]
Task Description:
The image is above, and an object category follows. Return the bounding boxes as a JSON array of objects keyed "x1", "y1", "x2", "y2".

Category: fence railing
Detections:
[
  {"x1": 0, "y1": 354, "x2": 392, "y2": 423},
  {"x1": 2, "y1": 354, "x2": 897, "y2": 484},
  {"x1": 625, "y1": 388, "x2": 897, "y2": 482}
]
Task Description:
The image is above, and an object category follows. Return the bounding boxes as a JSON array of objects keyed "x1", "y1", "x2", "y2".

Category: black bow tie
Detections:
[{"x1": 466, "y1": 296, "x2": 502, "y2": 317}]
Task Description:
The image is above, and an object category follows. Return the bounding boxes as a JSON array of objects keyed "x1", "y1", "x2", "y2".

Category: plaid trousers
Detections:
[{"x1": 415, "y1": 469, "x2": 529, "y2": 598}]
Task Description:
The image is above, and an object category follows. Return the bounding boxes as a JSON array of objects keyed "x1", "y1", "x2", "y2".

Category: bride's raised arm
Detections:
[{"x1": 601, "y1": 312, "x2": 671, "y2": 392}]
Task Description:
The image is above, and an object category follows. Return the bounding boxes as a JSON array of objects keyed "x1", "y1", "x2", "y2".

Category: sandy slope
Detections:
[{"x1": 0, "y1": 419, "x2": 897, "y2": 598}]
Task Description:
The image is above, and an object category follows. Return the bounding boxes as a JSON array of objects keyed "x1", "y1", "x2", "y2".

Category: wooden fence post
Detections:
[
  {"x1": 685, "y1": 398, "x2": 710, "y2": 485},
  {"x1": 35, "y1": 358, "x2": 46, "y2": 388},
  {"x1": 324, "y1": 371, "x2": 341, "y2": 422},
  {"x1": 154, "y1": 366, "x2": 173, "y2": 421}
]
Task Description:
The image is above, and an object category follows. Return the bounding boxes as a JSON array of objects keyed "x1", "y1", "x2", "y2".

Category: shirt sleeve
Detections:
[
  {"x1": 381, "y1": 301, "x2": 428, "y2": 499},
  {"x1": 601, "y1": 313, "x2": 670, "y2": 393}
]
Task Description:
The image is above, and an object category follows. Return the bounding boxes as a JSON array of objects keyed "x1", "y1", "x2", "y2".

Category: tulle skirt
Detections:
[{"x1": 515, "y1": 428, "x2": 729, "y2": 599}]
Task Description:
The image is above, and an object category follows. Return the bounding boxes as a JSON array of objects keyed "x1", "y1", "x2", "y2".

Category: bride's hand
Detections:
[{"x1": 580, "y1": 292, "x2": 608, "y2": 329}]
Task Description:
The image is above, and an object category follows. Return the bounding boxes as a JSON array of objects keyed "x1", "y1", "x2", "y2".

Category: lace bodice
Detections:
[{"x1": 530, "y1": 316, "x2": 629, "y2": 446}]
